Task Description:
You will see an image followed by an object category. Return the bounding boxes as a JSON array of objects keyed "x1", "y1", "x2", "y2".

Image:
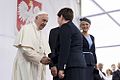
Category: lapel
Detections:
[
  {"x1": 83, "y1": 35, "x2": 89, "y2": 49},
  {"x1": 83, "y1": 35, "x2": 94, "y2": 50},
  {"x1": 90, "y1": 35, "x2": 94, "y2": 50}
]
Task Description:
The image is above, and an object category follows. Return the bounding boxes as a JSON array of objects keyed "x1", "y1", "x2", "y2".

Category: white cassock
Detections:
[{"x1": 12, "y1": 22, "x2": 46, "y2": 80}]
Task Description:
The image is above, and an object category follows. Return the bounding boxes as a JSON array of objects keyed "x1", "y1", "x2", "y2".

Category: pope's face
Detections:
[{"x1": 36, "y1": 14, "x2": 48, "y2": 30}]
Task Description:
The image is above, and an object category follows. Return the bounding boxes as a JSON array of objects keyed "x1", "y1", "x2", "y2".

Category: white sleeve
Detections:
[
  {"x1": 99, "y1": 70, "x2": 108, "y2": 80},
  {"x1": 20, "y1": 47, "x2": 44, "y2": 65}
]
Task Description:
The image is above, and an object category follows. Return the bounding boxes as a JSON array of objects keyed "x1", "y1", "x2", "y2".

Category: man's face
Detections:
[
  {"x1": 111, "y1": 65, "x2": 116, "y2": 70},
  {"x1": 98, "y1": 64, "x2": 103, "y2": 71},
  {"x1": 57, "y1": 15, "x2": 63, "y2": 26},
  {"x1": 36, "y1": 14, "x2": 48, "y2": 30},
  {"x1": 117, "y1": 63, "x2": 120, "y2": 69}
]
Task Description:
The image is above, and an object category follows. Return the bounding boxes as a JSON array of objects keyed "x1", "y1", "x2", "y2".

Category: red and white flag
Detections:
[{"x1": 17, "y1": 0, "x2": 42, "y2": 31}]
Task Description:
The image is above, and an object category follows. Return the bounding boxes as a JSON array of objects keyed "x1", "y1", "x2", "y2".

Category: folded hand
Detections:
[
  {"x1": 58, "y1": 70, "x2": 64, "y2": 79},
  {"x1": 50, "y1": 66, "x2": 57, "y2": 77}
]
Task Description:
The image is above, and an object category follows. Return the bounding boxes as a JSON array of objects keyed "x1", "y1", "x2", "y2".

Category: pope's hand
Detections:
[{"x1": 40, "y1": 56, "x2": 51, "y2": 65}]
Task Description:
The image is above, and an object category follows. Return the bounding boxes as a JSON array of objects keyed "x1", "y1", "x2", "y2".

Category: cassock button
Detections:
[{"x1": 39, "y1": 47, "x2": 41, "y2": 49}]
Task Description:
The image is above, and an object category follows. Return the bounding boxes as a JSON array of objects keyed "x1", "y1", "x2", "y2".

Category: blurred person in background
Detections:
[
  {"x1": 97, "y1": 63, "x2": 106, "y2": 76},
  {"x1": 111, "y1": 64, "x2": 116, "y2": 72},
  {"x1": 97, "y1": 63, "x2": 107, "y2": 80},
  {"x1": 112, "y1": 62, "x2": 120, "y2": 80},
  {"x1": 106, "y1": 69, "x2": 112, "y2": 80}
]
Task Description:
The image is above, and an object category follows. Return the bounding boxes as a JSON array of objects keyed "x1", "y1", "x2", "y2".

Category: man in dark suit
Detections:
[
  {"x1": 50, "y1": 7, "x2": 86, "y2": 80},
  {"x1": 112, "y1": 63, "x2": 120, "y2": 80}
]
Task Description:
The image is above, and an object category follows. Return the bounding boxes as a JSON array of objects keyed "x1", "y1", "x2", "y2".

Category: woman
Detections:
[
  {"x1": 80, "y1": 17, "x2": 97, "y2": 80},
  {"x1": 106, "y1": 69, "x2": 112, "y2": 80}
]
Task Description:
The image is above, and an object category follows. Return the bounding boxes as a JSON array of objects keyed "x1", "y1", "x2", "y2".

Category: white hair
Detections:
[{"x1": 35, "y1": 11, "x2": 48, "y2": 17}]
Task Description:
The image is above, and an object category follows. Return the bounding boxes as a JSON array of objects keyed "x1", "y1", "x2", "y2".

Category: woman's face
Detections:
[
  {"x1": 80, "y1": 21, "x2": 90, "y2": 32},
  {"x1": 106, "y1": 69, "x2": 112, "y2": 75}
]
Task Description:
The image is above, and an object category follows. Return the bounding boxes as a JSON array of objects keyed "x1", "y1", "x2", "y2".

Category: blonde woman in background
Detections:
[{"x1": 106, "y1": 69, "x2": 112, "y2": 80}]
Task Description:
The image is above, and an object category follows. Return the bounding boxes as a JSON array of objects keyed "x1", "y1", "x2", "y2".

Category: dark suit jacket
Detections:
[
  {"x1": 82, "y1": 35, "x2": 97, "y2": 66},
  {"x1": 93, "y1": 68, "x2": 103, "y2": 80},
  {"x1": 112, "y1": 70, "x2": 120, "y2": 80},
  {"x1": 58, "y1": 21, "x2": 86, "y2": 70},
  {"x1": 48, "y1": 27, "x2": 60, "y2": 67}
]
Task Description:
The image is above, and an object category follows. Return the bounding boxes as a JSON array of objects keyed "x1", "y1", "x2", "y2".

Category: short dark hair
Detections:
[
  {"x1": 80, "y1": 17, "x2": 91, "y2": 24},
  {"x1": 57, "y1": 8, "x2": 73, "y2": 21}
]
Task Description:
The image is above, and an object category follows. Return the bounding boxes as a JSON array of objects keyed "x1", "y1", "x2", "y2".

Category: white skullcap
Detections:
[{"x1": 35, "y1": 11, "x2": 48, "y2": 17}]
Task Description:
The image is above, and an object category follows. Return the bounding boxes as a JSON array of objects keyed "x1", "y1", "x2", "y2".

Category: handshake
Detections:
[
  {"x1": 40, "y1": 56, "x2": 51, "y2": 65},
  {"x1": 40, "y1": 52, "x2": 57, "y2": 65}
]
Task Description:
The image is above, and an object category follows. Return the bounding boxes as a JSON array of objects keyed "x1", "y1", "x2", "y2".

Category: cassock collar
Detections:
[{"x1": 32, "y1": 22, "x2": 40, "y2": 31}]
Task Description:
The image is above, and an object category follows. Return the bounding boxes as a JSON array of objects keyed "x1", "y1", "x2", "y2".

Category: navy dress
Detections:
[{"x1": 82, "y1": 34, "x2": 97, "y2": 80}]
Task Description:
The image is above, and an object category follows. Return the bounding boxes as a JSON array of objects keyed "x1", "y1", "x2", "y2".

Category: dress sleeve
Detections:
[
  {"x1": 93, "y1": 36, "x2": 97, "y2": 64},
  {"x1": 20, "y1": 47, "x2": 44, "y2": 65}
]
